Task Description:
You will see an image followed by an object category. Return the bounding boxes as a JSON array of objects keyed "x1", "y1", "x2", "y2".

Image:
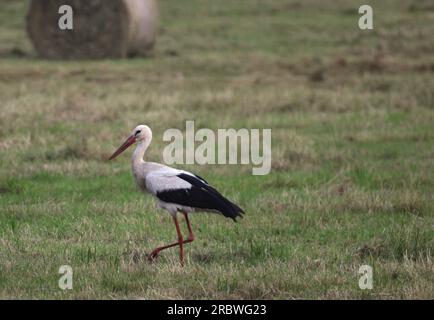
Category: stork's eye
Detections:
[{"x1": 135, "y1": 130, "x2": 141, "y2": 136}]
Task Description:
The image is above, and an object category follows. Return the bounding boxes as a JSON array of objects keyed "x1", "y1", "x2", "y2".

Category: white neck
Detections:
[{"x1": 132, "y1": 137, "x2": 151, "y2": 167}]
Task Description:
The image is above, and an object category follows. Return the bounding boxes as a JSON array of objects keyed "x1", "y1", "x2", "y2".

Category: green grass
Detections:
[{"x1": 0, "y1": 0, "x2": 433, "y2": 299}]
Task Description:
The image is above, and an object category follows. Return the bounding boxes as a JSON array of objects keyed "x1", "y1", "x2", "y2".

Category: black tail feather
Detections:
[
  {"x1": 217, "y1": 195, "x2": 245, "y2": 221},
  {"x1": 176, "y1": 173, "x2": 245, "y2": 221}
]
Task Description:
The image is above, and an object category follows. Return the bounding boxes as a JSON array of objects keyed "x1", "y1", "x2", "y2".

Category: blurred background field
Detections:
[{"x1": 0, "y1": 0, "x2": 433, "y2": 299}]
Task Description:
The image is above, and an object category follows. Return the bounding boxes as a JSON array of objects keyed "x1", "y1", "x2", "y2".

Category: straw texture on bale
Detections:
[{"x1": 27, "y1": 0, "x2": 158, "y2": 59}]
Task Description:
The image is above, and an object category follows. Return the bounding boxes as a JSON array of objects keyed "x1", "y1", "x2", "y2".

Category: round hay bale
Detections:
[{"x1": 26, "y1": 0, "x2": 158, "y2": 59}]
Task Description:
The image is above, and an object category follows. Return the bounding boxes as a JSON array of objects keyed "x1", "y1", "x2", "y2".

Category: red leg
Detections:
[
  {"x1": 183, "y1": 213, "x2": 195, "y2": 242},
  {"x1": 148, "y1": 214, "x2": 195, "y2": 265},
  {"x1": 173, "y1": 215, "x2": 184, "y2": 266}
]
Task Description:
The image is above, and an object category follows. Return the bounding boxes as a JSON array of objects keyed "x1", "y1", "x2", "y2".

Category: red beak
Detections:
[{"x1": 109, "y1": 135, "x2": 136, "y2": 160}]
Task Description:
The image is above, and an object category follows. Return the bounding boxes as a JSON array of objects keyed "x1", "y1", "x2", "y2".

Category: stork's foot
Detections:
[
  {"x1": 148, "y1": 250, "x2": 160, "y2": 263},
  {"x1": 147, "y1": 238, "x2": 193, "y2": 264}
]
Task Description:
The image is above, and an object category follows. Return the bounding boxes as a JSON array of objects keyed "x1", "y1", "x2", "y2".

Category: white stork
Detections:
[{"x1": 109, "y1": 125, "x2": 244, "y2": 266}]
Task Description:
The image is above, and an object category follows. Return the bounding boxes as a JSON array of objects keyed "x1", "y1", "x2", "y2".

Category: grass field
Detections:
[{"x1": 0, "y1": 0, "x2": 433, "y2": 299}]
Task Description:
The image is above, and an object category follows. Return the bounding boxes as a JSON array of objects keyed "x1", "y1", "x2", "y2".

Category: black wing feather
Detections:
[{"x1": 156, "y1": 173, "x2": 244, "y2": 221}]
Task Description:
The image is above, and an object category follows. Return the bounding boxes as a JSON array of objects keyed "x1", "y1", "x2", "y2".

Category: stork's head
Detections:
[
  {"x1": 109, "y1": 125, "x2": 152, "y2": 160},
  {"x1": 132, "y1": 124, "x2": 152, "y2": 142}
]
